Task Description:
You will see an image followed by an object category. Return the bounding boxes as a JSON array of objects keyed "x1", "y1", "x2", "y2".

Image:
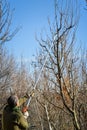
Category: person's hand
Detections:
[
  {"x1": 23, "y1": 111, "x2": 29, "y2": 119},
  {"x1": 22, "y1": 106, "x2": 28, "y2": 113}
]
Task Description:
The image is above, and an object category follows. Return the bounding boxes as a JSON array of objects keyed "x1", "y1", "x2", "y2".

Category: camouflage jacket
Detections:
[{"x1": 2, "y1": 105, "x2": 29, "y2": 130}]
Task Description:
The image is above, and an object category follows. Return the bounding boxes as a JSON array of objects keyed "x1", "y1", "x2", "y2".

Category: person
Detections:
[{"x1": 2, "y1": 94, "x2": 29, "y2": 130}]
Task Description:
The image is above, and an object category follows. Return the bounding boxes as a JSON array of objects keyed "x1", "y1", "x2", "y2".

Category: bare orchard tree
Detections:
[
  {"x1": 12, "y1": 57, "x2": 33, "y2": 97},
  {"x1": 77, "y1": 50, "x2": 87, "y2": 130},
  {"x1": 31, "y1": 68, "x2": 74, "y2": 130},
  {"x1": 0, "y1": 48, "x2": 16, "y2": 105},
  {"x1": 0, "y1": 0, "x2": 19, "y2": 96},
  {"x1": 0, "y1": 0, "x2": 18, "y2": 45},
  {"x1": 36, "y1": 0, "x2": 81, "y2": 130}
]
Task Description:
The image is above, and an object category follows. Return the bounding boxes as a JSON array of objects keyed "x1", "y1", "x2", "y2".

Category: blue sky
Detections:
[
  {"x1": 6, "y1": 0, "x2": 87, "y2": 64},
  {"x1": 6, "y1": 0, "x2": 54, "y2": 63}
]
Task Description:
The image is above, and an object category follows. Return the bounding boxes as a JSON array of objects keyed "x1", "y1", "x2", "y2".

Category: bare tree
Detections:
[
  {"x1": 35, "y1": 0, "x2": 81, "y2": 130},
  {"x1": 0, "y1": 48, "x2": 16, "y2": 101},
  {"x1": 0, "y1": 0, "x2": 18, "y2": 45},
  {"x1": 77, "y1": 50, "x2": 87, "y2": 130},
  {"x1": 13, "y1": 57, "x2": 32, "y2": 97}
]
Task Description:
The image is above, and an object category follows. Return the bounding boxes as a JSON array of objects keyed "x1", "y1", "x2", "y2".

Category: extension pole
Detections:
[
  {"x1": 26, "y1": 54, "x2": 49, "y2": 107},
  {"x1": 27, "y1": 37, "x2": 56, "y2": 107}
]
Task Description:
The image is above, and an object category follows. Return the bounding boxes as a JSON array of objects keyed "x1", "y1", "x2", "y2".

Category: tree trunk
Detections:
[{"x1": 45, "y1": 104, "x2": 52, "y2": 130}]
